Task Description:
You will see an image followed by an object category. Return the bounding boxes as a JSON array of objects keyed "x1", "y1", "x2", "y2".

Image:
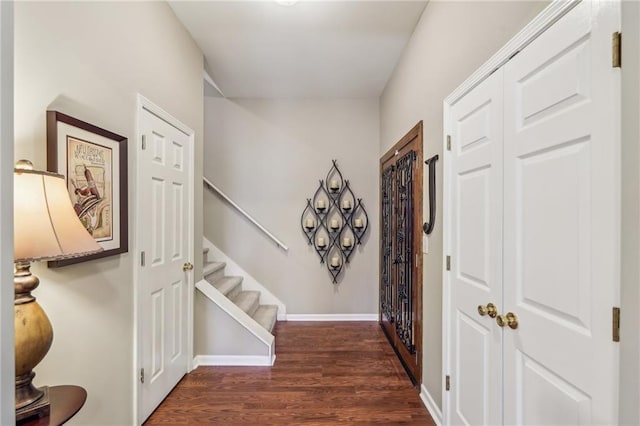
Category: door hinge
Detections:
[
  {"x1": 445, "y1": 375, "x2": 451, "y2": 391},
  {"x1": 140, "y1": 368, "x2": 145, "y2": 383},
  {"x1": 142, "y1": 134, "x2": 147, "y2": 150},
  {"x1": 446, "y1": 135, "x2": 451, "y2": 151},
  {"x1": 141, "y1": 251, "x2": 146, "y2": 267},
  {"x1": 446, "y1": 255, "x2": 451, "y2": 271},
  {"x1": 613, "y1": 307, "x2": 620, "y2": 342},
  {"x1": 612, "y1": 32, "x2": 621, "y2": 68}
]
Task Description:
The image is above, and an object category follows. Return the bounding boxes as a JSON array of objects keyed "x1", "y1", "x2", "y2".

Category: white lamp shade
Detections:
[{"x1": 14, "y1": 168, "x2": 103, "y2": 262}]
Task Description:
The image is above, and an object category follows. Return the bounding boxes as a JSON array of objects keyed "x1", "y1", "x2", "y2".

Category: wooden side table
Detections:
[{"x1": 19, "y1": 385, "x2": 87, "y2": 426}]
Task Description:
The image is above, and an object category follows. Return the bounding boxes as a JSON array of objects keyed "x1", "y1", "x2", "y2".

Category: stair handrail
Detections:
[{"x1": 203, "y1": 177, "x2": 289, "y2": 252}]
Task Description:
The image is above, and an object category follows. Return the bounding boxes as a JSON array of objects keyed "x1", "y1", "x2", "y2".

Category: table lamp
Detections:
[{"x1": 13, "y1": 160, "x2": 102, "y2": 421}]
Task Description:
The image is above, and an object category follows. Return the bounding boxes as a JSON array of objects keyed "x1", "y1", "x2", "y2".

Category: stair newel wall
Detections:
[{"x1": 195, "y1": 238, "x2": 287, "y2": 366}]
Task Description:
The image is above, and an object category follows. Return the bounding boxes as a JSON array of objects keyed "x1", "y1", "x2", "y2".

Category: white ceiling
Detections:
[{"x1": 169, "y1": 1, "x2": 428, "y2": 98}]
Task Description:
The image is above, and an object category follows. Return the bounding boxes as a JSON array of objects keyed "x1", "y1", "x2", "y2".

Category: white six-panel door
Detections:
[
  {"x1": 139, "y1": 106, "x2": 193, "y2": 422},
  {"x1": 448, "y1": 69, "x2": 504, "y2": 426},
  {"x1": 446, "y1": 1, "x2": 620, "y2": 424},
  {"x1": 502, "y1": 1, "x2": 619, "y2": 424}
]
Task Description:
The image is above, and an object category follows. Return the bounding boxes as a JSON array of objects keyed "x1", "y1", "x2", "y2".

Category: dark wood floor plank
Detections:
[{"x1": 145, "y1": 321, "x2": 436, "y2": 425}]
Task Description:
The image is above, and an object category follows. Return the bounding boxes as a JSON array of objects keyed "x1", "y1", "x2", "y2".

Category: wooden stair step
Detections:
[
  {"x1": 232, "y1": 291, "x2": 260, "y2": 317},
  {"x1": 252, "y1": 305, "x2": 278, "y2": 333}
]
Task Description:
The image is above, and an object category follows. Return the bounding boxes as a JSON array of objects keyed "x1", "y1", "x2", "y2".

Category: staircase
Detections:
[
  {"x1": 194, "y1": 239, "x2": 283, "y2": 366},
  {"x1": 202, "y1": 247, "x2": 278, "y2": 334}
]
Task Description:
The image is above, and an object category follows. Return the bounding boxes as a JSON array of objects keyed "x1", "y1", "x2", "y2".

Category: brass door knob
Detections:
[
  {"x1": 478, "y1": 303, "x2": 498, "y2": 318},
  {"x1": 183, "y1": 262, "x2": 194, "y2": 271},
  {"x1": 496, "y1": 312, "x2": 518, "y2": 329}
]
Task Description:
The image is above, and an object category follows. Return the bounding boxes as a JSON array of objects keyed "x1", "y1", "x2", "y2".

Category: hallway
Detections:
[{"x1": 145, "y1": 321, "x2": 435, "y2": 424}]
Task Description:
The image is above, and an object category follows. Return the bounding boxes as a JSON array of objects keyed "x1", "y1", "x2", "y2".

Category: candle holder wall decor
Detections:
[{"x1": 300, "y1": 160, "x2": 369, "y2": 283}]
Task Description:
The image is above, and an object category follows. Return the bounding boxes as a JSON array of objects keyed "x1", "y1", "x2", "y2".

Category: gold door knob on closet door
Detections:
[
  {"x1": 478, "y1": 303, "x2": 498, "y2": 318},
  {"x1": 183, "y1": 262, "x2": 194, "y2": 271},
  {"x1": 496, "y1": 312, "x2": 518, "y2": 329}
]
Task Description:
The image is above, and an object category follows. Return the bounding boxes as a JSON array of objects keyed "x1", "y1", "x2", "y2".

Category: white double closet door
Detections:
[{"x1": 447, "y1": 1, "x2": 620, "y2": 425}]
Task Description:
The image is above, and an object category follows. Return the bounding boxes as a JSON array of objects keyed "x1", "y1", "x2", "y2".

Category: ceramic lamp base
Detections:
[
  {"x1": 16, "y1": 385, "x2": 49, "y2": 422},
  {"x1": 14, "y1": 262, "x2": 53, "y2": 422}
]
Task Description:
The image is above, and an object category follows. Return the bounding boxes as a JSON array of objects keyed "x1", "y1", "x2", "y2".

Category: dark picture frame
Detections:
[{"x1": 46, "y1": 111, "x2": 128, "y2": 267}]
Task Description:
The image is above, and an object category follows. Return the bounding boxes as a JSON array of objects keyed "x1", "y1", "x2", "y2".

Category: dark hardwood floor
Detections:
[{"x1": 145, "y1": 321, "x2": 436, "y2": 425}]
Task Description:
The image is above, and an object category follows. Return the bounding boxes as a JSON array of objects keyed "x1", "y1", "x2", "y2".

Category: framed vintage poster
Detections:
[{"x1": 47, "y1": 111, "x2": 128, "y2": 267}]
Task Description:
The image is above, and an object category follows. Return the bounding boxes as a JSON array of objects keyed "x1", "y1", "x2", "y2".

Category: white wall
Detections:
[
  {"x1": 194, "y1": 291, "x2": 270, "y2": 356},
  {"x1": 620, "y1": 1, "x2": 640, "y2": 424},
  {"x1": 0, "y1": 2, "x2": 15, "y2": 424},
  {"x1": 203, "y1": 98, "x2": 379, "y2": 315},
  {"x1": 379, "y1": 0, "x2": 548, "y2": 413},
  {"x1": 14, "y1": 2, "x2": 203, "y2": 424}
]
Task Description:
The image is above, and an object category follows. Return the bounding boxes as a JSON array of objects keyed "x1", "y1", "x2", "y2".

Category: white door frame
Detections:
[
  {"x1": 0, "y1": 2, "x2": 15, "y2": 424},
  {"x1": 442, "y1": 1, "x2": 582, "y2": 424},
  {"x1": 133, "y1": 94, "x2": 195, "y2": 425}
]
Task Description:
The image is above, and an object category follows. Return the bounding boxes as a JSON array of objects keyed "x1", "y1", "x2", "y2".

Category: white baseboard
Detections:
[
  {"x1": 420, "y1": 384, "x2": 443, "y2": 426},
  {"x1": 193, "y1": 354, "x2": 276, "y2": 367},
  {"x1": 285, "y1": 314, "x2": 378, "y2": 321}
]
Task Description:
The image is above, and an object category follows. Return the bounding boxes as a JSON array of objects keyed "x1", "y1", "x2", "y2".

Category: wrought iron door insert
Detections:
[
  {"x1": 378, "y1": 121, "x2": 423, "y2": 385},
  {"x1": 394, "y1": 151, "x2": 416, "y2": 354},
  {"x1": 380, "y1": 164, "x2": 394, "y2": 324}
]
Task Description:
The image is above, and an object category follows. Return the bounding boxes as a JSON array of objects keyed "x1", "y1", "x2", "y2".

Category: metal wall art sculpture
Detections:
[
  {"x1": 300, "y1": 160, "x2": 369, "y2": 283},
  {"x1": 422, "y1": 154, "x2": 439, "y2": 235}
]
